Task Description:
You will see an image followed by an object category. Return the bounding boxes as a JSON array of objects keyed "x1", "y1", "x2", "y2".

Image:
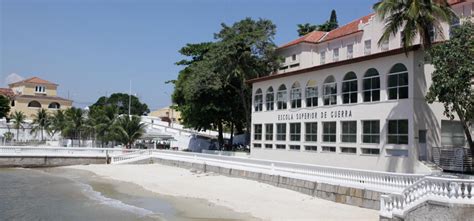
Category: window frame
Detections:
[
  {"x1": 290, "y1": 123, "x2": 301, "y2": 141},
  {"x1": 290, "y1": 82, "x2": 302, "y2": 109},
  {"x1": 347, "y1": 44, "x2": 353, "y2": 59},
  {"x1": 276, "y1": 85, "x2": 288, "y2": 110},
  {"x1": 265, "y1": 87, "x2": 274, "y2": 111},
  {"x1": 387, "y1": 64, "x2": 409, "y2": 100},
  {"x1": 322, "y1": 121, "x2": 337, "y2": 143},
  {"x1": 254, "y1": 89, "x2": 263, "y2": 112},
  {"x1": 333, "y1": 48, "x2": 339, "y2": 62},
  {"x1": 362, "y1": 120, "x2": 380, "y2": 144},
  {"x1": 254, "y1": 124, "x2": 262, "y2": 141},
  {"x1": 276, "y1": 123, "x2": 287, "y2": 141},
  {"x1": 363, "y1": 68, "x2": 381, "y2": 102},
  {"x1": 341, "y1": 121, "x2": 357, "y2": 143},
  {"x1": 387, "y1": 119, "x2": 409, "y2": 145},
  {"x1": 341, "y1": 72, "x2": 358, "y2": 104},
  {"x1": 323, "y1": 76, "x2": 337, "y2": 106},
  {"x1": 305, "y1": 122, "x2": 318, "y2": 142},
  {"x1": 265, "y1": 124, "x2": 273, "y2": 141}
]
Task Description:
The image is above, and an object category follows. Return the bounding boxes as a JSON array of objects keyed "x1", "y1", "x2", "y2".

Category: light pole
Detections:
[{"x1": 164, "y1": 91, "x2": 174, "y2": 128}]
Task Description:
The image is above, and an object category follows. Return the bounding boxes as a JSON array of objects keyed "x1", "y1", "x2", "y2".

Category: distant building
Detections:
[
  {"x1": 149, "y1": 106, "x2": 181, "y2": 124},
  {"x1": 2, "y1": 77, "x2": 73, "y2": 119}
]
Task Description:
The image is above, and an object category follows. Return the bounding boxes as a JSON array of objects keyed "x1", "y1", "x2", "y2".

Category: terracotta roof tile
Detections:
[
  {"x1": 0, "y1": 88, "x2": 14, "y2": 98},
  {"x1": 15, "y1": 94, "x2": 72, "y2": 102},
  {"x1": 9, "y1": 77, "x2": 57, "y2": 86},
  {"x1": 279, "y1": 31, "x2": 327, "y2": 49},
  {"x1": 320, "y1": 13, "x2": 375, "y2": 43}
]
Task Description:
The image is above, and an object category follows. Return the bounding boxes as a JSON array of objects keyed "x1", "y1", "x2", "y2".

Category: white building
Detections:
[{"x1": 249, "y1": 0, "x2": 473, "y2": 173}]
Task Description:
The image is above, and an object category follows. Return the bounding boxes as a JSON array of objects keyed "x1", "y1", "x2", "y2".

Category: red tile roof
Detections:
[
  {"x1": 9, "y1": 77, "x2": 57, "y2": 86},
  {"x1": 0, "y1": 88, "x2": 14, "y2": 98},
  {"x1": 320, "y1": 13, "x2": 375, "y2": 43},
  {"x1": 447, "y1": 0, "x2": 465, "y2": 5},
  {"x1": 279, "y1": 31, "x2": 327, "y2": 49},
  {"x1": 15, "y1": 94, "x2": 72, "y2": 102}
]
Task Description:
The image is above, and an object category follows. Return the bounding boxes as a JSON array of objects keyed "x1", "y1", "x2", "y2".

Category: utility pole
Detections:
[{"x1": 129, "y1": 80, "x2": 132, "y2": 118}]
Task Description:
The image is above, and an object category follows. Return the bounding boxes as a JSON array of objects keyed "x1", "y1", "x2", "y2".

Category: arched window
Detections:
[
  {"x1": 323, "y1": 76, "x2": 337, "y2": 105},
  {"x1": 265, "y1": 87, "x2": 274, "y2": 111},
  {"x1": 342, "y1": 72, "x2": 358, "y2": 104},
  {"x1": 305, "y1": 80, "x2": 318, "y2": 107},
  {"x1": 48, "y1": 102, "x2": 61, "y2": 109},
  {"x1": 363, "y1": 68, "x2": 380, "y2": 102},
  {"x1": 28, "y1": 100, "x2": 41, "y2": 108},
  {"x1": 388, "y1": 63, "x2": 408, "y2": 100},
  {"x1": 276, "y1": 84, "x2": 287, "y2": 110},
  {"x1": 290, "y1": 82, "x2": 301, "y2": 109},
  {"x1": 254, "y1": 89, "x2": 263, "y2": 112}
]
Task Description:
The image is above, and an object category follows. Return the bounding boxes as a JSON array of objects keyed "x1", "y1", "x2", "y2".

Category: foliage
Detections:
[
  {"x1": 3, "y1": 132, "x2": 13, "y2": 142},
  {"x1": 63, "y1": 107, "x2": 87, "y2": 146},
  {"x1": 49, "y1": 110, "x2": 66, "y2": 138},
  {"x1": 91, "y1": 93, "x2": 150, "y2": 116},
  {"x1": 172, "y1": 18, "x2": 280, "y2": 147},
  {"x1": 0, "y1": 96, "x2": 11, "y2": 119},
  {"x1": 10, "y1": 111, "x2": 26, "y2": 141},
  {"x1": 87, "y1": 105, "x2": 118, "y2": 147},
  {"x1": 113, "y1": 115, "x2": 146, "y2": 148},
  {"x1": 426, "y1": 21, "x2": 474, "y2": 155},
  {"x1": 30, "y1": 109, "x2": 50, "y2": 141},
  {"x1": 297, "y1": 9, "x2": 339, "y2": 36},
  {"x1": 373, "y1": 0, "x2": 456, "y2": 50}
]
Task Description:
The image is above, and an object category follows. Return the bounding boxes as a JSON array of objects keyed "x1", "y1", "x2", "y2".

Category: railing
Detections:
[
  {"x1": 380, "y1": 176, "x2": 474, "y2": 218},
  {"x1": 0, "y1": 146, "x2": 137, "y2": 157},
  {"x1": 110, "y1": 150, "x2": 152, "y2": 164},
  {"x1": 432, "y1": 147, "x2": 472, "y2": 172},
  {"x1": 111, "y1": 150, "x2": 424, "y2": 193}
]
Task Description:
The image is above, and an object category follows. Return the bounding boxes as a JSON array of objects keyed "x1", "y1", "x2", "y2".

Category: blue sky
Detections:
[{"x1": 1, "y1": 0, "x2": 376, "y2": 110}]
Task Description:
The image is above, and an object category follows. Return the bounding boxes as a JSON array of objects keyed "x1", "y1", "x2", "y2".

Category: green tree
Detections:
[
  {"x1": 91, "y1": 93, "x2": 150, "y2": 116},
  {"x1": 297, "y1": 23, "x2": 318, "y2": 36},
  {"x1": 49, "y1": 109, "x2": 67, "y2": 138},
  {"x1": 30, "y1": 109, "x2": 50, "y2": 141},
  {"x1": 63, "y1": 107, "x2": 87, "y2": 146},
  {"x1": 373, "y1": 0, "x2": 456, "y2": 50},
  {"x1": 10, "y1": 111, "x2": 26, "y2": 141},
  {"x1": 319, "y1": 9, "x2": 339, "y2": 32},
  {"x1": 426, "y1": 21, "x2": 474, "y2": 163},
  {"x1": 113, "y1": 115, "x2": 146, "y2": 149},
  {"x1": 0, "y1": 96, "x2": 11, "y2": 119},
  {"x1": 87, "y1": 105, "x2": 118, "y2": 147}
]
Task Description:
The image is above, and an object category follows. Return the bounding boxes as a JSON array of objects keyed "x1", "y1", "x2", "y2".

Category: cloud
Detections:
[{"x1": 5, "y1": 73, "x2": 24, "y2": 85}]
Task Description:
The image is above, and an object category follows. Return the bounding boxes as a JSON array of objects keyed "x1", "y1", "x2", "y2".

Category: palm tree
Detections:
[
  {"x1": 297, "y1": 23, "x2": 318, "y2": 37},
  {"x1": 373, "y1": 0, "x2": 456, "y2": 50},
  {"x1": 87, "y1": 105, "x2": 118, "y2": 147},
  {"x1": 30, "y1": 109, "x2": 50, "y2": 141},
  {"x1": 10, "y1": 111, "x2": 26, "y2": 141},
  {"x1": 113, "y1": 115, "x2": 146, "y2": 149},
  {"x1": 64, "y1": 107, "x2": 86, "y2": 147},
  {"x1": 48, "y1": 109, "x2": 66, "y2": 138}
]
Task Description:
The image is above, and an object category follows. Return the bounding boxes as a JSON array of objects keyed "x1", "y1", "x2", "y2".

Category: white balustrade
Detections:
[{"x1": 0, "y1": 146, "x2": 138, "y2": 158}]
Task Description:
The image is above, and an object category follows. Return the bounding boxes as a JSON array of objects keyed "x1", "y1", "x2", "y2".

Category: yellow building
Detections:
[
  {"x1": 6, "y1": 77, "x2": 73, "y2": 118},
  {"x1": 149, "y1": 106, "x2": 181, "y2": 123}
]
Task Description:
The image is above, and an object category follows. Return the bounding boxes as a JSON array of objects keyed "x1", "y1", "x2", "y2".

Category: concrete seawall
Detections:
[
  {"x1": 0, "y1": 156, "x2": 106, "y2": 168},
  {"x1": 134, "y1": 157, "x2": 383, "y2": 210}
]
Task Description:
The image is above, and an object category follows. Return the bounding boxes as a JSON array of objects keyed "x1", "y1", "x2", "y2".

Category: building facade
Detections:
[
  {"x1": 6, "y1": 77, "x2": 72, "y2": 119},
  {"x1": 149, "y1": 106, "x2": 182, "y2": 124},
  {"x1": 249, "y1": 1, "x2": 473, "y2": 173}
]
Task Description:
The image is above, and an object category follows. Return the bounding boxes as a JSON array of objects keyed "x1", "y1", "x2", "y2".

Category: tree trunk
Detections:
[
  {"x1": 237, "y1": 86, "x2": 251, "y2": 145},
  {"x1": 16, "y1": 128, "x2": 19, "y2": 141},
  {"x1": 41, "y1": 128, "x2": 44, "y2": 141},
  {"x1": 217, "y1": 121, "x2": 224, "y2": 150},
  {"x1": 230, "y1": 122, "x2": 234, "y2": 151},
  {"x1": 454, "y1": 105, "x2": 474, "y2": 168}
]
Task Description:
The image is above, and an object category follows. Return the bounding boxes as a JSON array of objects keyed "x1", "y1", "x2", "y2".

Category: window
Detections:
[
  {"x1": 323, "y1": 76, "x2": 337, "y2": 105},
  {"x1": 48, "y1": 102, "x2": 61, "y2": 109},
  {"x1": 305, "y1": 146, "x2": 317, "y2": 152},
  {"x1": 276, "y1": 144, "x2": 286, "y2": 149},
  {"x1": 322, "y1": 146, "x2": 336, "y2": 152},
  {"x1": 362, "y1": 120, "x2": 380, "y2": 143},
  {"x1": 265, "y1": 144, "x2": 273, "y2": 149},
  {"x1": 265, "y1": 87, "x2": 274, "y2": 111},
  {"x1": 290, "y1": 123, "x2": 301, "y2": 141},
  {"x1": 428, "y1": 24, "x2": 436, "y2": 42},
  {"x1": 386, "y1": 149, "x2": 408, "y2": 157},
  {"x1": 320, "y1": 51, "x2": 326, "y2": 64},
  {"x1": 11, "y1": 100, "x2": 15, "y2": 107},
  {"x1": 28, "y1": 100, "x2": 41, "y2": 108},
  {"x1": 364, "y1": 40, "x2": 371, "y2": 55},
  {"x1": 290, "y1": 82, "x2": 302, "y2": 109},
  {"x1": 362, "y1": 148, "x2": 380, "y2": 155},
  {"x1": 289, "y1": 145, "x2": 300, "y2": 150},
  {"x1": 322, "y1": 122, "x2": 336, "y2": 142},
  {"x1": 265, "y1": 124, "x2": 273, "y2": 141},
  {"x1": 254, "y1": 89, "x2": 263, "y2": 112},
  {"x1": 388, "y1": 63, "x2": 409, "y2": 100},
  {"x1": 305, "y1": 80, "x2": 318, "y2": 107},
  {"x1": 341, "y1": 121, "x2": 357, "y2": 143},
  {"x1": 333, "y1": 48, "x2": 339, "y2": 62},
  {"x1": 253, "y1": 143, "x2": 262, "y2": 148},
  {"x1": 342, "y1": 72, "x2": 358, "y2": 104},
  {"x1": 305, "y1": 122, "x2": 318, "y2": 142},
  {"x1": 292, "y1": 54, "x2": 297, "y2": 61},
  {"x1": 35, "y1": 85, "x2": 45, "y2": 93},
  {"x1": 441, "y1": 120, "x2": 465, "y2": 147},
  {"x1": 381, "y1": 39, "x2": 389, "y2": 51},
  {"x1": 388, "y1": 120, "x2": 409, "y2": 144},
  {"x1": 276, "y1": 84, "x2": 287, "y2": 110},
  {"x1": 347, "y1": 44, "x2": 353, "y2": 59},
  {"x1": 450, "y1": 17, "x2": 460, "y2": 38},
  {"x1": 363, "y1": 68, "x2": 380, "y2": 102},
  {"x1": 254, "y1": 124, "x2": 262, "y2": 140},
  {"x1": 341, "y1": 147, "x2": 357, "y2": 154},
  {"x1": 276, "y1": 123, "x2": 286, "y2": 141}
]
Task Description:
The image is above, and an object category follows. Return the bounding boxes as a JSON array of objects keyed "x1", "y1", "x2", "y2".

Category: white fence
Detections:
[{"x1": 0, "y1": 146, "x2": 137, "y2": 157}]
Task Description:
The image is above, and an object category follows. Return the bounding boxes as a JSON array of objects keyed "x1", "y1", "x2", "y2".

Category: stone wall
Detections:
[
  {"x1": 136, "y1": 157, "x2": 383, "y2": 210},
  {"x1": 0, "y1": 156, "x2": 106, "y2": 168}
]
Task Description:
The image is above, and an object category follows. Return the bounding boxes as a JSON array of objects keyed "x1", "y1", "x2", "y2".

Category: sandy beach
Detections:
[{"x1": 66, "y1": 164, "x2": 379, "y2": 221}]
